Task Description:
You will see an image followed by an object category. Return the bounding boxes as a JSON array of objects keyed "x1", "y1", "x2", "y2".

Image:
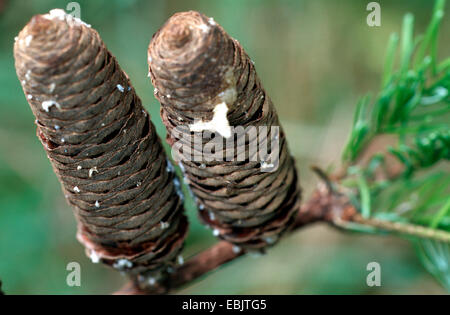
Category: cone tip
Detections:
[{"x1": 153, "y1": 10, "x2": 215, "y2": 50}]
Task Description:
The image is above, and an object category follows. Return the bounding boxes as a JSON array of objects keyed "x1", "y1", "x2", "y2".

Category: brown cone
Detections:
[
  {"x1": 148, "y1": 11, "x2": 301, "y2": 249},
  {"x1": 14, "y1": 10, "x2": 188, "y2": 275}
]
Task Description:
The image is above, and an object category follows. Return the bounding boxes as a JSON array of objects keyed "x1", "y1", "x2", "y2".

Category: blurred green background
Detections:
[{"x1": 0, "y1": 0, "x2": 448, "y2": 294}]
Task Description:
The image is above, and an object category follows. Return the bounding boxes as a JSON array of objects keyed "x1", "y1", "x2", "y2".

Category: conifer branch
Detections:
[
  {"x1": 11, "y1": 1, "x2": 449, "y2": 295},
  {"x1": 116, "y1": 170, "x2": 450, "y2": 294}
]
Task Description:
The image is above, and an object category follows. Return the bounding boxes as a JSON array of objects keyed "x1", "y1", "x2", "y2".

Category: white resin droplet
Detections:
[
  {"x1": 89, "y1": 166, "x2": 98, "y2": 178},
  {"x1": 263, "y1": 236, "x2": 277, "y2": 245},
  {"x1": 89, "y1": 250, "x2": 100, "y2": 263},
  {"x1": 113, "y1": 259, "x2": 133, "y2": 269},
  {"x1": 208, "y1": 17, "x2": 216, "y2": 26},
  {"x1": 25, "y1": 35, "x2": 33, "y2": 47},
  {"x1": 43, "y1": 9, "x2": 91, "y2": 28},
  {"x1": 189, "y1": 102, "x2": 231, "y2": 138},
  {"x1": 42, "y1": 100, "x2": 61, "y2": 112},
  {"x1": 160, "y1": 221, "x2": 170, "y2": 229},
  {"x1": 116, "y1": 84, "x2": 124, "y2": 92}
]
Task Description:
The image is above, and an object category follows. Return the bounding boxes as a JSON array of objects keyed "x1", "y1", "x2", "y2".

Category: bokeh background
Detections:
[{"x1": 0, "y1": 0, "x2": 448, "y2": 294}]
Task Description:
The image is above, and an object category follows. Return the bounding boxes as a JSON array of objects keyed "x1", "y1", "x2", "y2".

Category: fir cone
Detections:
[
  {"x1": 14, "y1": 9, "x2": 188, "y2": 276},
  {"x1": 148, "y1": 11, "x2": 301, "y2": 249}
]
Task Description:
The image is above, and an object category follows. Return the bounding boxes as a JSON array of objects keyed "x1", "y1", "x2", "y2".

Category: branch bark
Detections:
[
  {"x1": 115, "y1": 169, "x2": 450, "y2": 295},
  {"x1": 115, "y1": 180, "x2": 353, "y2": 295}
]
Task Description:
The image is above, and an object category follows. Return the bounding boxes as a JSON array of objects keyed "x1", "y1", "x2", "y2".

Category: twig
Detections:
[
  {"x1": 171, "y1": 242, "x2": 245, "y2": 287},
  {"x1": 115, "y1": 166, "x2": 450, "y2": 295},
  {"x1": 115, "y1": 178, "x2": 348, "y2": 295},
  {"x1": 347, "y1": 214, "x2": 450, "y2": 242},
  {"x1": 115, "y1": 242, "x2": 250, "y2": 295}
]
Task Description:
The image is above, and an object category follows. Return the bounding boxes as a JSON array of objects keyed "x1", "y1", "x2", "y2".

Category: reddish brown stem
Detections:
[
  {"x1": 115, "y1": 162, "x2": 448, "y2": 295},
  {"x1": 115, "y1": 181, "x2": 343, "y2": 295},
  {"x1": 171, "y1": 241, "x2": 245, "y2": 287}
]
